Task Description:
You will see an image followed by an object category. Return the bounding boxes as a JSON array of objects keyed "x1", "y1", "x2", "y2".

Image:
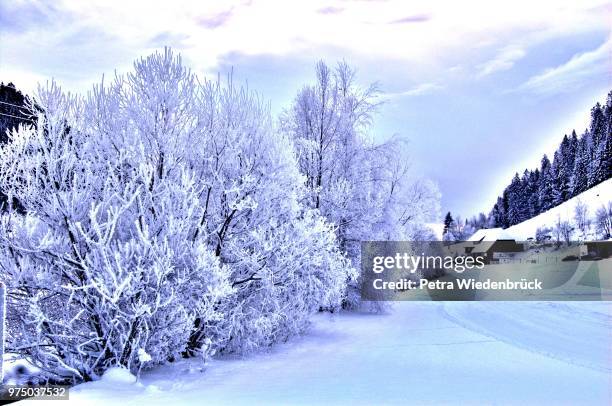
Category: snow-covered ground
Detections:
[
  {"x1": 11, "y1": 180, "x2": 612, "y2": 405},
  {"x1": 19, "y1": 301, "x2": 611, "y2": 405},
  {"x1": 426, "y1": 222, "x2": 445, "y2": 240}
]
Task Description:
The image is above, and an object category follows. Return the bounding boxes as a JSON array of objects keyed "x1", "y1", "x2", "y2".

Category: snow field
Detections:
[{"x1": 20, "y1": 301, "x2": 610, "y2": 405}]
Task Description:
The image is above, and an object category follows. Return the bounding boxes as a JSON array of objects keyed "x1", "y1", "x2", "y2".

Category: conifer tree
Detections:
[
  {"x1": 489, "y1": 201, "x2": 503, "y2": 228},
  {"x1": 551, "y1": 135, "x2": 574, "y2": 205},
  {"x1": 443, "y1": 212, "x2": 454, "y2": 235},
  {"x1": 571, "y1": 133, "x2": 590, "y2": 196},
  {"x1": 591, "y1": 92, "x2": 612, "y2": 185},
  {"x1": 538, "y1": 155, "x2": 554, "y2": 212},
  {"x1": 588, "y1": 103, "x2": 606, "y2": 186},
  {"x1": 499, "y1": 190, "x2": 510, "y2": 228},
  {"x1": 525, "y1": 169, "x2": 540, "y2": 218},
  {"x1": 507, "y1": 173, "x2": 528, "y2": 226}
]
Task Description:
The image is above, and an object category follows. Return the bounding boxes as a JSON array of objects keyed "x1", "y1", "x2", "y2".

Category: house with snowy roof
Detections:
[{"x1": 458, "y1": 228, "x2": 524, "y2": 264}]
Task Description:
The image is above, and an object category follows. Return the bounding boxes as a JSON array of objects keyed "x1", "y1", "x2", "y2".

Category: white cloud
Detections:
[
  {"x1": 1, "y1": 0, "x2": 610, "y2": 92},
  {"x1": 384, "y1": 83, "x2": 443, "y2": 99},
  {"x1": 518, "y1": 36, "x2": 611, "y2": 94},
  {"x1": 477, "y1": 46, "x2": 526, "y2": 77}
]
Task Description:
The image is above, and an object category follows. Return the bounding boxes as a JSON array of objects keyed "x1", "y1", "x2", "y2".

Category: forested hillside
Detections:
[{"x1": 488, "y1": 92, "x2": 611, "y2": 229}]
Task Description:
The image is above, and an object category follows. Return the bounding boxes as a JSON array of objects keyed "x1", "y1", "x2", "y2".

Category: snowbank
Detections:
[
  {"x1": 22, "y1": 302, "x2": 610, "y2": 405},
  {"x1": 100, "y1": 367, "x2": 137, "y2": 384}
]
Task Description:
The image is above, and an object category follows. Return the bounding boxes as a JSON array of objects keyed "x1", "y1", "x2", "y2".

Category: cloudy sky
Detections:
[{"x1": 1, "y1": 0, "x2": 610, "y2": 217}]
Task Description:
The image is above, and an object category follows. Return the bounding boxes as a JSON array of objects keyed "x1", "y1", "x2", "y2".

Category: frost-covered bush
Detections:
[
  {"x1": 0, "y1": 69, "x2": 231, "y2": 380},
  {"x1": 281, "y1": 61, "x2": 440, "y2": 311},
  {"x1": 178, "y1": 70, "x2": 354, "y2": 354},
  {"x1": 218, "y1": 211, "x2": 354, "y2": 353},
  {"x1": 0, "y1": 49, "x2": 353, "y2": 381},
  {"x1": 535, "y1": 226, "x2": 553, "y2": 243},
  {"x1": 595, "y1": 202, "x2": 612, "y2": 239}
]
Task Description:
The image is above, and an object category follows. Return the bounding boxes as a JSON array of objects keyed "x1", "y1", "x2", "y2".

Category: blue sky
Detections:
[{"x1": 1, "y1": 0, "x2": 610, "y2": 217}]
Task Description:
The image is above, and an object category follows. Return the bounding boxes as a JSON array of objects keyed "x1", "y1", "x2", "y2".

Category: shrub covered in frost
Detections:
[{"x1": 0, "y1": 49, "x2": 354, "y2": 382}]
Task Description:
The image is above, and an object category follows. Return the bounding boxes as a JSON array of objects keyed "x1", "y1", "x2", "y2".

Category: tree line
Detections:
[
  {"x1": 489, "y1": 92, "x2": 611, "y2": 229},
  {"x1": 0, "y1": 49, "x2": 439, "y2": 383},
  {"x1": 442, "y1": 93, "x2": 611, "y2": 241}
]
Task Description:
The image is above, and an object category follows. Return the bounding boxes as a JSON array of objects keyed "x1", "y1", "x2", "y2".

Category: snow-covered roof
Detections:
[{"x1": 467, "y1": 228, "x2": 513, "y2": 242}]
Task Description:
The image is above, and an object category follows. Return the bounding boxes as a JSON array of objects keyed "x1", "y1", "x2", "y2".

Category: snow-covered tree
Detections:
[
  {"x1": 442, "y1": 214, "x2": 474, "y2": 241},
  {"x1": 507, "y1": 172, "x2": 529, "y2": 226},
  {"x1": 535, "y1": 226, "x2": 552, "y2": 242},
  {"x1": 551, "y1": 135, "x2": 573, "y2": 206},
  {"x1": 588, "y1": 103, "x2": 607, "y2": 187},
  {"x1": 0, "y1": 82, "x2": 32, "y2": 213},
  {"x1": 399, "y1": 179, "x2": 441, "y2": 238},
  {"x1": 591, "y1": 93, "x2": 612, "y2": 186},
  {"x1": 372, "y1": 150, "x2": 441, "y2": 240},
  {"x1": 571, "y1": 132, "x2": 591, "y2": 197},
  {"x1": 489, "y1": 194, "x2": 509, "y2": 228},
  {"x1": 573, "y1": 199, "x2": 590, "y2": 239},
  {"x1": 552, "y1": 215, "x2": 573, "y2": 246},
  {"x1": 526, "y1": 169, "x2": 540, "y2": 218},
  {"x1": 0, "y1": 76, "x2": 232, "y2": 381},
  {"x1": 466, "y1": 213, "x2": 488, "y2": 230},
  {"x1": 281, "y1": 61, "x2": 378, "y2": 250},
  {"x1": 0, "y1": 49, "x2": 354, "y2": 381},
  {"x1": 0, "y1": 281, "x2": 4, "y2": 381},
  {"x1": 538, "y1": 155, "x2": 555, "y2": 212},
  {"x1": 595, "y1": 202, "x2": 612, "y2": 239},
  {"x1": 281, "y1": 61, "x2": 439, "y2": 309},
  {"x1": 217, "y1": 211, "x2": 353, "y2": 353},
  {"x1": 174, "y1": 73, "x2": 354, "y2": 354}
]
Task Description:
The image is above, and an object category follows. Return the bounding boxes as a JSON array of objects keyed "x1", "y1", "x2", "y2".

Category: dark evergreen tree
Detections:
[
  {"x1": 0, "y1": 82, "x2": 33, "y2": 143},
  {"x1": 506, "y1": 174, "x2": 519, "y2": 226},
  {"x1": 567, "y1": 130, "x2": 578, "y2": 175},
  {"x1": 571, "y1": 133, "x2": 590, "y2": 197},
  {"x1": 500, "y1": 190, "x2": 510, "y2": 228},
  {"x1": 538, "y1": 155, "x2": 554, "y2": 212},
  {"x1": 506, "y1": 172, "x2": 530, "y2": 226},
  {"x1": 0, "y1": 82, "x2": 32, "y2": 211},
  {"x1": 603, "y1": 92, "x2": 612, "y2": 176},
  {"x1": 551, "y1": 134, "x2": 574, "y2": 205},
  {"x1": 443, "y1": 211, "x2": 454, "y2": 235},
  {"x1": 591, "y1": 92, "x2": 612, "y2": 185},
  {"x1": 551, "y1": 149, "x2": 564, "y2": 206},
  {"x1": 525, "y1": 169, "x2": 540, "y2": 218},
  {"x1": 489, "y1": 202, "x2": 501, "y2": 228},
  {"x1": 588, "y1": 103, "x2": 607, "y2": 186}
]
